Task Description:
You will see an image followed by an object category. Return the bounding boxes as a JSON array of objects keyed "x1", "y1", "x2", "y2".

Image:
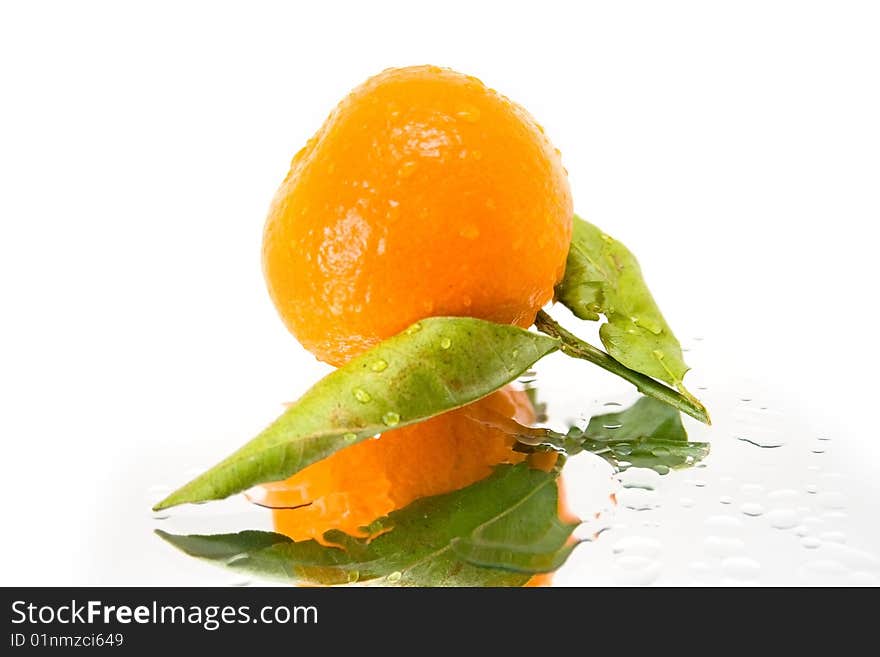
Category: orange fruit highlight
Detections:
[{"x1": 263, "y1": 65, "x2": 573, "y2": 366}]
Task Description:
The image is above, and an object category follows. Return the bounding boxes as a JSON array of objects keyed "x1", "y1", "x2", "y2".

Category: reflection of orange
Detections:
[
  {"x1": 262, "y1": 65, "x2": 573, "y2": 366},
  {"x1": 252, "y1": 386, "x2": 569, "y2": 586}
]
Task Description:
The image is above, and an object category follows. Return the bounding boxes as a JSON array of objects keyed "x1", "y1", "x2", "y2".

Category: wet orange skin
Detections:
[
  {"x1": 252, "y1": 387, "x2": 570, "y2": 586},
  {"x1": 263, "y1": 65, "x2": 573, "y2": 366}
]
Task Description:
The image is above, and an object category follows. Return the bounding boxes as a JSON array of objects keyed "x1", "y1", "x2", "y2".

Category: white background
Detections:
[{"x1": 1, "y1": 1, "x2": 878, "y2": 585}]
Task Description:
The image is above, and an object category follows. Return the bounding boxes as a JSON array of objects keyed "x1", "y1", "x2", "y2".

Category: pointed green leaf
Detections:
[
  {"x1": 155, "y1": 318, "x2": 558, "y2": 510},
  {"x1": 157, "y1": 463, "x2": 578, "y2": 586},
  {"x1": 556, "y1": 215, "x2": 691, "y2": 391}
]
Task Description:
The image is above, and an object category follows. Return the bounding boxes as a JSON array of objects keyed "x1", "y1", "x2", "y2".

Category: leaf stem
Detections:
[{"x1": 535, "y1": 310, "x2": 711, "y2": 425}]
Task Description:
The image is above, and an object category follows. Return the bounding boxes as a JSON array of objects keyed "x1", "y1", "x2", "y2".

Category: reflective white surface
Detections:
[{"x1": 78, "y1": 329, "x2": 880, "y2": 586}]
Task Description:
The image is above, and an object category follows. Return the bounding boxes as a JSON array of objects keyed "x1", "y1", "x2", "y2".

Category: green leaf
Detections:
[
  {"x1": 556, "y1": 215, "x2": 691, "y2": 392},
  {"x1": 156, "y1": 463, "x2": 578, "y2": 587},
  {"x1": 511, "y1": 396, "x2": 709, "y2": 474},
  {"x1": 154, "y1": 318, "x2": 558, "y2": 510}
]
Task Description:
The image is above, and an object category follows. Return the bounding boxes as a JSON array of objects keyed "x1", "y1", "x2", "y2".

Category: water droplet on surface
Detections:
[
  {"x1": 611, "y1": 536, "x2": 662, "y2": 557},
  {"x1": 439, "y1": 337, "x2": 452, "y2": 350},
  {"x1": 370, "y1": 359, "x2": 388, "y2": 372},
  {"x1": 152, "y1": 513, "x2": 170, "y2": 521},
  {"x1": 689, "y1": 561, "x2": 712, "y2": 578},
  {"x1": 802, "y1": 536, "x2": 822, "y2": 549},
  {"x1": 619, "y1": 467, "x2": 660, "y2": 491},
  {"x1": 767, "y1": 488, "x2": 799, "y2": 503},
  {"x1": 230, "y1": 578, "x2": 251, "y2": 587},
  {"x1": 800, "y1": 559, "x2": 849, "y2": 581},
  {"x1": 353, "y1": 388, "x2": 372, "y2": 403},
  {"x1": 806, "y1": 484, "x2": 818, "y2": 494},
  {"x1": 705, "y1": 515, "x2": 744, "y2": 533},
  {"x1": 382, "y1": 412, "x2": 401, "y2": 427},
  {"x1": 719, "y1": 496, "x2": 734, "y2": 505},
  {"x1": 767, "y1": 508, "x2": 800, "y2": 529},
  {"x1": 704, "y1": 536, "x2": 746, "y2": 558},
  {"x1": 736, "y1": 435, "x2": 785, "y2": 448},
  {"x1": 612, "y1": 556, "x2": 661, "y2": 586},
  {"x1": 794, "y1": 525, "x2": 810, "y2": 537},
  {"x1": 740, "y1": 502, "x2": 765, "y2": 517},
  {"x1": 722, "y1": 556, "x2": 761, "y2": 581},
  {"x1": 386, "y1": 571, "x2": 402, "y2": 583},
  {"x1": 817, "y1": 491, "x2": 847, "y2": 510},
  {"x1": 617, "y1": 488, "x2": 659, "y2": 511}
]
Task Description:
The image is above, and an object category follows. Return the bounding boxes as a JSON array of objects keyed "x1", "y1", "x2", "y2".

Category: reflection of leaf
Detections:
[
  {"x1": 513, "y1": 397, "x2": 709, "y2": 474},
  {"x1": 584, "y1": 396, "x2": 687, "y2": 443},
  {"x1": 157, "y1": 464, "x2": 577, "y2": 587},
  {"x1": 556, "y1": 216, "x2": 691, "y2": 392},
  {"x1": 155, "y1": 319, "x2": 558, "y2": 511},
  {"x1": 582, "y1": 397, "x2": 709, "y2": 473}
]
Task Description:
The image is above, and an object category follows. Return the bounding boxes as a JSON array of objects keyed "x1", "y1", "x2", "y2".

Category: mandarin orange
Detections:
[{"x1": 263, "y1": 65, "x2": 572, "y2": 366}]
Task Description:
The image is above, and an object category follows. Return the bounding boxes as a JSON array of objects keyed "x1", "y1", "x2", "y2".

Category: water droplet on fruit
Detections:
[
  {"x1": 371, "y1": 359, "x2": 388, "y2": 372},
  {"x1": 405, "y1": 323, "x2": 422, "y2": 335},
  {"x1": 455, "y1": 105, "x2": 481, "y2": 122},
  {"x1": 397, "y1": 161, "x2": 417, "y2": 178},
  {"x1": 387, "y1": 570, "x2": 403, "y2": 583},
  {"x1": 382, "y1": 412, "x2": 401, "y2": 426},
  {"x1": 353, "y1": 388, "x2": 372, "y2": 403},
  {"x1": 343, "y1": 432, "x2": 357, "y2": 444},
  {"x1": 459, "y1": 224, "x2": 480, "y2": 239},
  {"x1": 439, "y1": 337, "x2": 452, "y2": 350}
]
